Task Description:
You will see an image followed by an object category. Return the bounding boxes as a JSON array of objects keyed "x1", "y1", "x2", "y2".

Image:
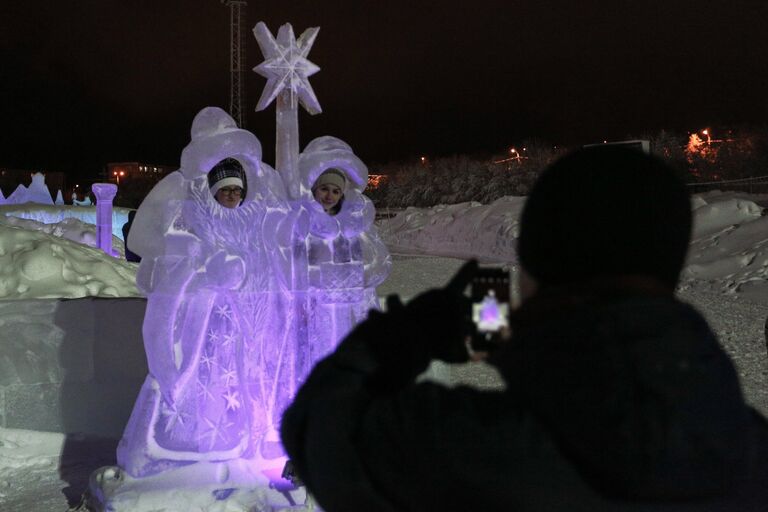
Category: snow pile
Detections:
[
  {"x1": 0, "y1": 428, "x2": 64, "y2": 506},
  {"x1": 378, "y1": 191, "x2": 768, "y2": 300},
  {"x1": 378, "y1": 195, "x2": 524, "y2": 262},
  {"x1": 0, "y1": 215, "x2": 125, "y2": 257},
  {"x1": 0, "y1": 204, "x2": 131, "y2": 240},
  {"x1": 0, "y1": 428, "x2": 63, "y2": 475},
  {"x1": 0, "y1": 221, "x2": 139, "y2": 299},
  {"x1": 682, "y1": 191, "x2": 768, "y2": 299}
]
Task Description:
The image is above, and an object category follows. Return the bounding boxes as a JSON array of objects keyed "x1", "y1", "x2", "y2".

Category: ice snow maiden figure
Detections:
[
  {"x1": 117, "y1": 107, "x2": 303, "y2": 477},
  {"x1": 297, "y1": 136, "x2": 391, "y2": 369}
]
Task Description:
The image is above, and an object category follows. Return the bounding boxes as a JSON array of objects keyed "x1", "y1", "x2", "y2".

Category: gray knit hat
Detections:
[{"x1": 312, "y1": 168, "x2": 347, "y2": 192}]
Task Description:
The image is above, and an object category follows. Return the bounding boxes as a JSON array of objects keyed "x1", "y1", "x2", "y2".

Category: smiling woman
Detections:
[{"x1": 311, "y1": 168, "x2": 346, "y2": 215}]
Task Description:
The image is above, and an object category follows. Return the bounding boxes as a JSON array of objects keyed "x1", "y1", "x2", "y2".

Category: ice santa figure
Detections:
[
  {"x1": 297, "y1": 136, "x2": 391, "y2": 368},
  {"x1": 117, "y1": 107, "x2": 304, "y2": 477}
]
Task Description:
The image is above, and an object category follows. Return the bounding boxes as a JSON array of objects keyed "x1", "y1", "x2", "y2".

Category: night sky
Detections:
[{"x1": 1, "y1": 1, "x2": 767, "y2": 180}]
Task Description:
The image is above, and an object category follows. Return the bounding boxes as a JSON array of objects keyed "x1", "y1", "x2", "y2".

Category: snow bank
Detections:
[
  {"x1": 0, "y1": 221, "x2": 139, "y2": 299},
  {"x1": 682, "y1": 191, "x2": 768, "y2": 299},
  {"x1": 378, "y1": 196, "x2": 523, "y2": 262},
  {"x1": 0, "y1": 204, "x2": 131, "y2": 240},
  {"x1": 379, "y1": 190, "x2": 768, "y2": 301}
]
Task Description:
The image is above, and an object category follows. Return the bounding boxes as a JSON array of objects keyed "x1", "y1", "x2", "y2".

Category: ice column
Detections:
[{"x1": 92, "y1": 183, "x2": 118, "y2": 257}]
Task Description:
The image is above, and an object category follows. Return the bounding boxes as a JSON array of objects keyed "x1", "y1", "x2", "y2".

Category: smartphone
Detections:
[{"x1": 470, "y1": 267, "x2": 511, "y2": 352}]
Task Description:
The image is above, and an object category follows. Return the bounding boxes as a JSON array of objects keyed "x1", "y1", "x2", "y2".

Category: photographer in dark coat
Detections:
[{"x1": 281, "y1": 147, "x2": 768, "y2": 511}]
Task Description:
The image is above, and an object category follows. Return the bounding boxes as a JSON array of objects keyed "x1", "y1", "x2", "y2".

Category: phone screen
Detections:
[{"x1": 470, "y1": 267, "x2": 511, "y2": 350}]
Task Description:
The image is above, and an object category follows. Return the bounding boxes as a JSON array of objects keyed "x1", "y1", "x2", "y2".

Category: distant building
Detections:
[
  {"x1": 0, "y1": 167, "x2": 65, "y2": 201},
  {"x1": 104, "y1": 162, "x2": 177, "y2": 208},
  {"x1": 105, "y1": 162, "x2": 177, "y2": 185}
]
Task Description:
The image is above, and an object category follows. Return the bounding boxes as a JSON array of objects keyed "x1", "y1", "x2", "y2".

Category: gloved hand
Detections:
[
  {"x1": 388, "y1": 259, "x2": 478, "y2": 363},
  {"x1": 355, "y1": 260, "x2": 478, "y2": 388}
]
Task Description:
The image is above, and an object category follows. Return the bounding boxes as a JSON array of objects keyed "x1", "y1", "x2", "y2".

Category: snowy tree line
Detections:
[
  {"x1": 365, "y1": 142, "x2": 563, "y2": 208},
  {"x1": 366, "y1": 127, "x2": 768, "y2": 208}
]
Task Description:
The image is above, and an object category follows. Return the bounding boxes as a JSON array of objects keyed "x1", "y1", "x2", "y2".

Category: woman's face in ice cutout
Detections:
[
  {"x1": 215, "y1": 186, "x2": 243, "y2": 209},
  {"x1": 313, "y1": 184, "x2": 343, "y2": 214}
]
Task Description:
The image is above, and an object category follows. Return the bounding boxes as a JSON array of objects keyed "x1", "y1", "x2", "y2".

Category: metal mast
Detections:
[{"x1": 222, "y1": 1, "x2": 247, "y2": 127}]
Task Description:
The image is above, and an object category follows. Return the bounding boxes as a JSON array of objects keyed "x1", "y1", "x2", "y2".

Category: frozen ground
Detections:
[{"x1": 2, "y1": 190, "x2": 768, "y2": 510}]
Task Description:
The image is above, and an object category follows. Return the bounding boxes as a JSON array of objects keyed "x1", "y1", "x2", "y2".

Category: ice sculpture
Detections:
[
  {"x1": 297, "y1": 136, "x2": 391, "y2": 366},
  {"x1": 253, "y1": 22, "x2": 390, "y2": 368},
  {"x1": 116, "y1": 107, "x2": 306, "y2": 479},
  {"x1": 253, "y1": 21, "x2": 321, "y2": 199},
  {"x1": 92, "y1": 183, "x2": 118, "y2": 257},
  {"x1": 73, "y1": 194, "x2": 93, "y2": 206},
  {"x1": 27, "y1": 172, "x2": 55, "y2": 204},
  {"x1": 99, "y1": 21, "x2": 390, "y2": 509},
  {"x1": 4, "y1": 172, "x2": 55, "y2": 205},
  {"x1": 55, "y1": 189, "x2": 64, "y2": 205}
]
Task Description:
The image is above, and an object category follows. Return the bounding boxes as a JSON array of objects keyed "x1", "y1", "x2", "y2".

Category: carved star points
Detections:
[
  {"x1": 223, "y1": 389, "x2": 242, "y2": 411},
  {"x1": 222, "y1": 367, "x2": 238, "y2": 387},
  {"x1": 222, "y1": 333, "x2": 237, "y2": 348},
  {"x1": 161, "y1": 402, "x2": 189, "y2": 434},
  {"x1": 253, "y1": 21, "x2": 322, "y2": 114},
  {"x1": 201, "y1": 353, "x2": 216, "y2": 372},
  {"x1": 214, "y1": 305, "x2": 233, "y2": 321},
  {"x1": 202, "y1": 416, "x2": 233, "y2": 450}
]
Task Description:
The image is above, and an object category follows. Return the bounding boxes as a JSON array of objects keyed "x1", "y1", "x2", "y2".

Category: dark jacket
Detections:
[
  {"x1": 122, "y1": 213, "x2": 141, "y2": 263},
  {"x1": 281, "y1": 283, "x2": 768, "y2": 511}
]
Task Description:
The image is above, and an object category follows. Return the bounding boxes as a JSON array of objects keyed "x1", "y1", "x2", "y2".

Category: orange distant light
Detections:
[
  {"x1": 702, "y1": 129, "x2": 709, "y2": 135},
  {"x1": 119, "y1": 171, "x2": 125, "y2": 176}
]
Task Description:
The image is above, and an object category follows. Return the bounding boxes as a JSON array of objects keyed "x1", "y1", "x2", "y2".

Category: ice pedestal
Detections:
[{"x1": 88, "y1": 460, "x2": 316, "y2": 512}]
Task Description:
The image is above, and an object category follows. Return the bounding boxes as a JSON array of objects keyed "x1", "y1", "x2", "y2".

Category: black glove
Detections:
[{"x1": 356, "y1": 260, "x2": 478, "y2": 389}]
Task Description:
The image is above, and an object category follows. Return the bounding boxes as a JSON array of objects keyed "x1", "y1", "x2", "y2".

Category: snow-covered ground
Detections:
[{"x1": 1, "y1": 192, "x2": 768, "y2": 510}]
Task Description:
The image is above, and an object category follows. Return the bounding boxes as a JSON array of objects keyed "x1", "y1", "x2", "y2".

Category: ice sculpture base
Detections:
[{"x1": 87, "y1": 457, "x2": 316, "y2": 512}]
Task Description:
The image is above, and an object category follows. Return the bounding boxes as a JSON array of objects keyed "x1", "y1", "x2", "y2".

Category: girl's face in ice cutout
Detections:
[
  {"x1": 215, "y1": 186, "x2": 243, "y2": 209},
  {"x1": 313, "y1": 184, "x2": 343, "y2": 214}
]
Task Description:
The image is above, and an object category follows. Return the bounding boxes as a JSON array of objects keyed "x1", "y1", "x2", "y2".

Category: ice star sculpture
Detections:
[
  {"x1": 252, "y1": 22, "x2": 321, "y2": 115},
  {"x1": 253, "y1": 21, "x2": 321, "y2": 199}
]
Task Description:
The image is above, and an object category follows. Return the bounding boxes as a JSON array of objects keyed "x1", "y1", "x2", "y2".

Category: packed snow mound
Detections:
[
  {"x1": 379, "y1": 196, "x2": 524, "y2": 262},
  {"x1": 0, "y1": 215, "x2": 125, "y2": 258},
  {"x1": 0, "y1": 204, "x2": 131, "y2": 240},
  {"x1": 378, "y1": 190, "x2": 768, "y2": 301},
  {"x1": 690, "y1": 194, "x2": 763, "y2": 238},
  {"x1": 0, "y1": 223, "x2": 139, "y2": 299},
  {"x1": 682, "y1": 192, "x2": 768, "y2": 299}
]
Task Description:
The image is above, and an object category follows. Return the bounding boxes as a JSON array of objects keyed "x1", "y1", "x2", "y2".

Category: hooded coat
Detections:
[{"x1": 281, "y1": 282, "x2": 768, "y2": 511}]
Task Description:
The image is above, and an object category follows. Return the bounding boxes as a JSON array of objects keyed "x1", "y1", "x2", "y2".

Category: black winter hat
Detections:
[
  {"x1": 208, "y1": 158, "x2": 246, "y2": 195},
  {"x1": 517, "y1": 146, "x2": 692, "y2": 289}
]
